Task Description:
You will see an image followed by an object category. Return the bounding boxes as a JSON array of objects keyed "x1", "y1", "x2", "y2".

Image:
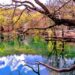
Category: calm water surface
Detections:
[
  {"x1": 0, "y1": 54, "x2": 49, "y2": 75},
  {"x1": 0, "y1": 54, "x2": 75, "y2": 75}
]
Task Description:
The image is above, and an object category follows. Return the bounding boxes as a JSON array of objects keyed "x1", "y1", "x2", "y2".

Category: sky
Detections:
[
  {"x1": 0, "y1": 0, "x2": 47, "y2": 5},
  {"x1": 0, "y1": 0, "x2": 47, "y2": 9}
]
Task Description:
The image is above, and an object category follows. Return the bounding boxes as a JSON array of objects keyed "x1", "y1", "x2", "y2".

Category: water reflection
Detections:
[
  {"x1": 0, "y1": 54, "x2": 49, "y2": 75},
  {"x1": 48, "y1": 56, "x2": 75, "y2": 68},
  {"x1": 48, "y1": 56, "x2": 75, "y2": 75},
  {"x1": 0, "y1": 55, "x2": 75, "y2": 75}
]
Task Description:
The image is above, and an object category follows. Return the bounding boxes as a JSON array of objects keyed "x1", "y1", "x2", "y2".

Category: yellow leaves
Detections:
[
  {"x1": 31, "y1": 12, "x2": 41, "y2": 19},
  {"x1": 12, "y1": 12, "x2": 41, "y2": 28},
  {"x1": 0, "y1": 9, "x2": 5, "y2": 15},
  {"x1": 13, "y1": 16, "x2": 19, "y2": 23},
  {"x1": 64, "y1": 14, "x2": 73, "y2": 19},
  {"x1": 0, "y1": 15, "x2": 5, "y2": 25},
  {"x1": 0, "y1": 11, "x2": 3, "y2": 15},
  {"x1": 7, "y1": 10, "x2": 13, "y2": 15},
  {"x1": 0, "y1": 15, "x2": 11, "y2": 26},
  {"x1": 0, "y1": 8, "x2": 41, "y2": 28},
  {"x1": 13, "y1": 13, "x2": 30, "y2": 25}
]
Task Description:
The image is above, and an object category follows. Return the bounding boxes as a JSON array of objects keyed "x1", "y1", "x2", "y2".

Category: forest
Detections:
[{"x1": 0, "y1": 0, "x2": 75, "y2": 75}]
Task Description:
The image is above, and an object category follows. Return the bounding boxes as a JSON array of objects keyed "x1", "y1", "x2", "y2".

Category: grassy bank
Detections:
[
  {"x1": 0, "y1": 37, "x2": 75, "y2": 58},
  {"x1": 0, "y1": 37, "x2": 49, "y2": 57},
  {"x1": 64, "y1": 43, "x2": 75, "y2": 58}
]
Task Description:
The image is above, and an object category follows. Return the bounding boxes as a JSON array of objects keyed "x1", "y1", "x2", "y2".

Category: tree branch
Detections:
[{"x1": 37, "y1": 62, "x2": 75, "y2": 72}]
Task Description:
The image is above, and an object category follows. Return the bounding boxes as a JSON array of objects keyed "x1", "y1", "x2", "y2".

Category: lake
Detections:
[
  {"x1": 0, "y1": 54, "x2": 75, "y2": 75},
  {"x1": 0, "y1": 54, "x2": 49, "y2": 75}
]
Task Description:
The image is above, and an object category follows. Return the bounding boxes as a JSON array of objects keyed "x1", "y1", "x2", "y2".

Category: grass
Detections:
[
  {"x1": 0, "y1": 37, "x2": 49, "y2": 57},
  {"x1": 64, "y1": 44, "x2": 75, "y2": 58},
  {"x1": 0, "y1": 37, "x2": 75, "y2": 58}
]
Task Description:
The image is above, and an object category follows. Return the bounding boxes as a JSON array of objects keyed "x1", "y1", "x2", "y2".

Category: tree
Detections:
[
  {"x1": 11, "y1": 0, "x2": 75, "y2": 28},
  {"x1": 0, "y1": 0, "x2": 75, "y2": 28},
  {"x1": 0, "y1": 0, "x2": 75, "y2": 73}
]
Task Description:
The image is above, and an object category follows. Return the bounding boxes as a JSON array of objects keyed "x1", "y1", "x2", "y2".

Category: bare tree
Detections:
[
  {"x1": 0, "y1": 0, "x2": 75, "y2": 28},
  {"x1": 0, "y1": 0, "x2": 75, "y2": 73},
  {"x1": 10, "y1": 0, "x2": 75, "y2": 28}
]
